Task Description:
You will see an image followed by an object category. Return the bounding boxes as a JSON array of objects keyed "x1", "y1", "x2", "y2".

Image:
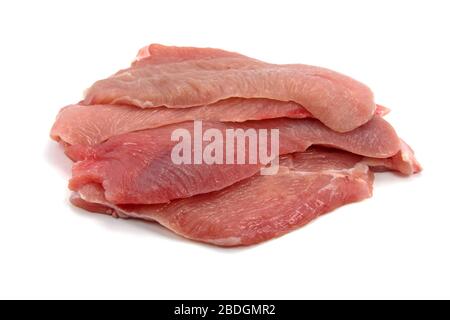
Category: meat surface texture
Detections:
[
  {"x1": 84, "y1": 44, "x2": 376, "y2": 133},
  {"x1": 133, "y1": 43, "x2": 247, "y2": 67},
  {"x1": 362, "y1": 140, "x2": 422, "y2": 175},
  {"x1": 51, "y1": 99, "x2": 312, "y2": 147},
  {"x1": 50, "y1": 43, "x2": 422, "y2": 247},
  {"x1": 51, "y1": 101, "x2": 389, "y2": 149},
  {"x1": 68, "y1": 117, "x2": 401, "y2": 205},
  {"x1": 71, "y1": 148, "x2": 375, "y2": 247}
]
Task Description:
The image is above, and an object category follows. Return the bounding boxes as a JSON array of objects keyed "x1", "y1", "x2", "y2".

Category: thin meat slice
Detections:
[
  {"x1": 71, "y1": 148, "x2": 375, "y2": 247},
  {"x1": 69, "y1": 116, "x2": 400, "y2": 205},
  {"x1": 133, "y1": 43, "x2": 247, "y2": 67},
  {"x1": 362, "y1": 140, "x2": 422, "y2": 175},
  {"x1": 51, "y1": 99, "x2": 390, "y2": 149},
  {"x1": 51, "y1": 99, "x2": 312, "y2": 147},
  {"x1": 84, "y1": 44, "x2": 375, "y2": 132}
]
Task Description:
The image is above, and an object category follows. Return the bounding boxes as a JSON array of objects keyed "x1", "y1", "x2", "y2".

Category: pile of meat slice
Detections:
[{"x1": 51, "y1": 44, "x2": 421, "y2": 247}]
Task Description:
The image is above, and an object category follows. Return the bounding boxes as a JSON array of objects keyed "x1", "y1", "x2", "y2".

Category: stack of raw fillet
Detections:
[{"x1": 51, "y1": 44, "x2": 421, "y2": 247}]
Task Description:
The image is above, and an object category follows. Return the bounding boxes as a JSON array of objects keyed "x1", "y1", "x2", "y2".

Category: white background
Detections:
[{"x1": 0, "y1": 0, "x2": 449, "y2": 300}]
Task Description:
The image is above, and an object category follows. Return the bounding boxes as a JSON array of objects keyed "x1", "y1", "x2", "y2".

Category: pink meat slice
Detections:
[
  {"x1": 71, "y1": 148, "x2": 375, "y2": 247},
  {"x1": 133, "y1": 43, "x2": 247, "y2": 67},
  {"x1": 51, "y1": 99, "x2": 312, "y2": 147},
  {"x1": 83, "y1": 44, "x2": 376, "y2": 133},
  {"x1": 362, "y1": 140, "x2": 422, "y2": 175},
  {"x1": 68, "y1": 116, "x2": 401, "y2": 205},
  {"x1": 51, "y1": 99, "x2": 390, "y2": 149}
]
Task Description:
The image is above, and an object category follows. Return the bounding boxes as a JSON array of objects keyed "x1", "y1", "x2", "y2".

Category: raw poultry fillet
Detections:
[
  {"x1": 84, "y1": 44, "x2": 376, "y2": 132},
  {"x1": 50, "y1": 43, "x2": 421, "y2": 247},
  {"x1": 69, "y1": 116, "x2": 403, "y2": 205},
  {"x1": 72, "y1": 148, "x2": 375, "y2": 246},
  {"x1": 51, "y1": 100, "x2": 389, "y2": 150}
]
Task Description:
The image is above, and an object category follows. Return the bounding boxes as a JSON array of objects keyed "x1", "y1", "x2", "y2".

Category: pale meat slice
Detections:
[
  {"x1": 51, "y1": 99, "x2": 312, "y2": 147},
  {"x1": 362, "y1": 140, "x2": 422, "y2": 175},
  {"x1": 51, "y1": 99, "x2": 390, "y2": 149},
  {"x1": 71, "y1": 148, "x2": 375, "y2": 247},
  {"x1": 68, "y1": 116, "x2": 400, "y2": 205},
  {"x1": 133, "y1": 43, "x2": 247, "y2": 67},
  {"x1": 83, "y1": 44, "x2": 376, "y2": 132}
]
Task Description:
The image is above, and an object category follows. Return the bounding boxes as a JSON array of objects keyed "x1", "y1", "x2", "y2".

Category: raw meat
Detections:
[
  {"x1": 133, "y1": 43, "x2": 247, "y2": 67},
  {"x1": 49, "y1": 43, "x2": 422, "y2": 248},
  {"x1": 51, "y1": 99, "x2": 311, "y2": 147},
  {"x1": 83, "y1": 44, "x2": 376, "y2": 132},
  {"x1": 71, "y1": 148, "x2": 375, "y2": 246},
  {"x1": 362, "y1": 140, "x2": 422, "y2": 175},
  {"x1": 69, "y1": 116, "x2": 400, "y2": 205},
  {"x1": 51, "y1": 100, "x2": 390, "y2": 149}
]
